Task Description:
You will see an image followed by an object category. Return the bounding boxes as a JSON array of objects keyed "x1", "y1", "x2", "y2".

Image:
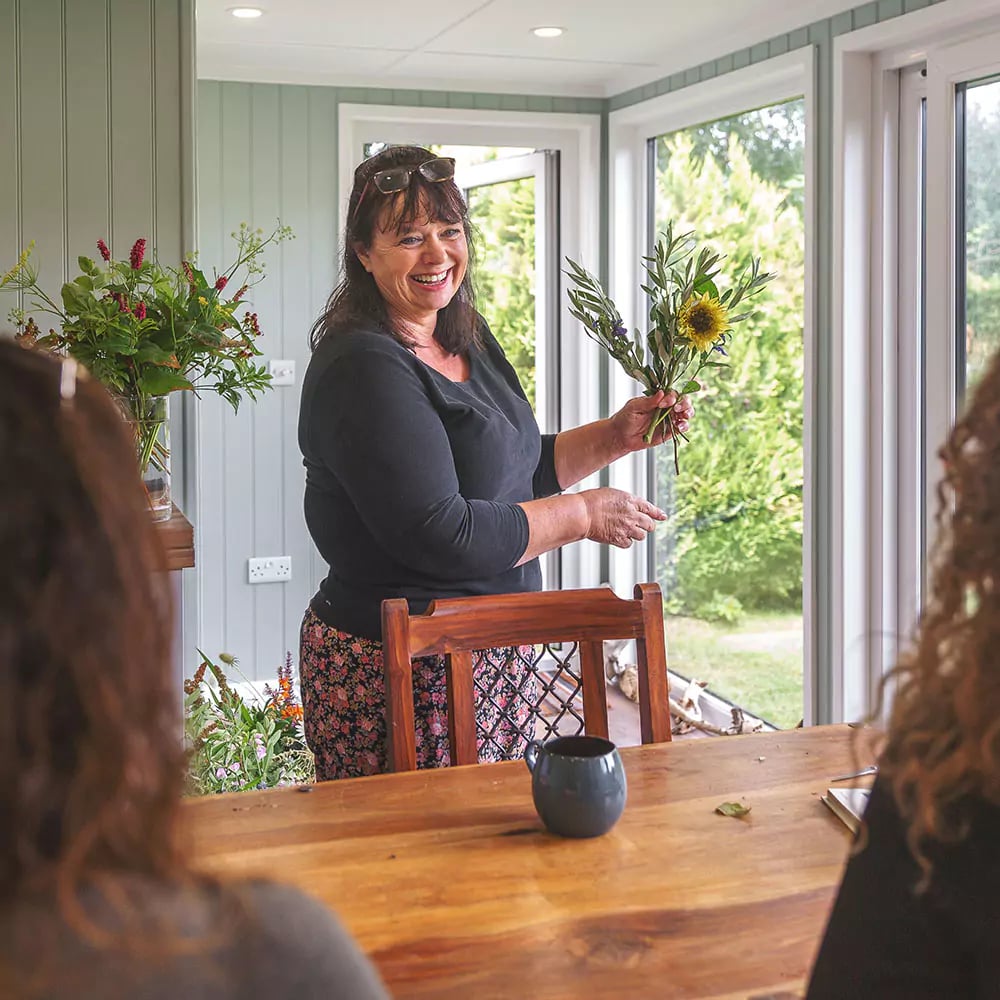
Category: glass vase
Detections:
[{"x1": 123, "y1": 395, "x2": 172, "y2": 521}]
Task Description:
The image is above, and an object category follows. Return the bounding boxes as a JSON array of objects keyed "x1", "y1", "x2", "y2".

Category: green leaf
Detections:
[
  {"x1": 138, "y1": 369, "x2": 194, "y2": 395},
  {"x1": 693, "y1": 276, "x2": 719, "y2": 298},
  {"x1": 134, "y1": 342, "x2": 177, "y2": 365},
  {"x1": 61, "y1": 281, "x2": 95, "y2": 316},
  {"x1": 715, "y1": 801, "x2": 751, "y2": 819},
  {"x1": 680, "y1": 380, "x2": 701, "y2": 394}
]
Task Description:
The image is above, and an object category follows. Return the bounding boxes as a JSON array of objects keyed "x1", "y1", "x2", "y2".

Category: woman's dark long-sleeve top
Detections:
[
  {"x1": 806, "y1": 774, "x2": 1000, "y2": 998},
  {"x1": 298, "y1": 321, "x2": 561, "y2": 641}
]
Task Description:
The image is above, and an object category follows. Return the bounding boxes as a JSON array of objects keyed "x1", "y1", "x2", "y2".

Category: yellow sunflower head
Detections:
[{"x1": 678, "y1": 292, "x2": 729, "y2": 353}]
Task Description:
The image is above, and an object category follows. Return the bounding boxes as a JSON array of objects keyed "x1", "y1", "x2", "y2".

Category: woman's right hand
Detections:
[{"x1": 579, "y1": 488, "x2": 666, "y2": 548}]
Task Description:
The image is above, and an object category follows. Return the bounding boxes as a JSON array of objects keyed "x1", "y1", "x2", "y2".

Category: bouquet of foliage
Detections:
[
  {"x1": 566, "y1": 223, "x2": 773, "y2": 473},
  {"x1": 183, "y1": 651, "x2": 315, "y2": 795},
  {"x1": 2, "y1": 223, "x2": 293, "y2": 489}
]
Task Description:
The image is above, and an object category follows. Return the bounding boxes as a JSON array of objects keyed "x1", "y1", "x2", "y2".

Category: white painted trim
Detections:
[
  {"x1": 607, "y1": 47, "x2": 815, "y2": 725},
  {"x1": 831, "y1": 0, "x2": 1000, "y2": 724},
  {"x1": 894, "y1": 65, "x2": 926, "y2": 695},
  {"x1": 337, "y1": 104, "x2": 602, "y2": 588},
  {"x1": 837, "y1": 0, "x2": 1000, "y2": 63},
  {"x1": 830, "y1": 46, "x2": 876, "y2": 724},
  {"x1": 610, "y1": 50, "x2": 812, "y2": 133}
]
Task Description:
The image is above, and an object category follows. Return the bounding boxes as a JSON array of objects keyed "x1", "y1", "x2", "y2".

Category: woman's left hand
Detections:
[{"x1": 611, "y1": 390, "x2": 695, "y2": 454}]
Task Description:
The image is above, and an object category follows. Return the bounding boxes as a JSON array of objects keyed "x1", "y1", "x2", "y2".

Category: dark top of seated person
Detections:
[
  {"x1": 0, "y1": 341, "x2": 388, "y2": 999},
  {"x1": 807, "y1": 347, "x2": 1000, "y2": 1000}
]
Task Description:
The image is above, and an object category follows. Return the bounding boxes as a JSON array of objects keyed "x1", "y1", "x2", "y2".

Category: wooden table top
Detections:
[{"x1": 184, "y1": 725, "x2": 864, "y2": 1000}]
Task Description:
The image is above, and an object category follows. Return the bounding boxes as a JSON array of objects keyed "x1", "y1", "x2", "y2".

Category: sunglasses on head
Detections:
[{"x1": 351, "y1": 156, "x2": 457, "y2": 223}]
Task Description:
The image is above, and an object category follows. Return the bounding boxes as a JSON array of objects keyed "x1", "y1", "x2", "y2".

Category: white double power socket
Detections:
[{"x1": 247, "y1": 556, "x2": 292, "y2": 584}]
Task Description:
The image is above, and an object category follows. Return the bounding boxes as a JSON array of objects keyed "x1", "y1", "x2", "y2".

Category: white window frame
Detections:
[
  {"x1": 338, "y1": 105, "x2": 601, "y2": 589},
  {"x1": 607, "y1": 49, "x2": 816, "y2": 725},
  {"x1": 459, "y1": 152, "x2": 558, "y2": 437},
  {"x1": 460, "y1": 151, "x2": 560, "y2": 587},
  {"x1": 832, "y1": 0, "x2": 1000, "y2": 724}
]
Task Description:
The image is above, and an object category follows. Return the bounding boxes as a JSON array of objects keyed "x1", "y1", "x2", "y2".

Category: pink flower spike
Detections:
[
  {"x1": 97, "y1": 239, "x2": 111, "y2": 262},
  {"x1": 134, "y1": 301, "x2": 147, "y2": 320},
  {"x1": 129, "y1": 238, "x2": 146, "y2": 270},
  {"x1": 215, "y1": 275, "x2": 228, "y2": 291}
]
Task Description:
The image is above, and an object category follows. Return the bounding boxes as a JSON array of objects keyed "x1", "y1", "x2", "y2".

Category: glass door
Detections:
[
  {"x1": 457, "y1": 149, "x2": 560, "y2": 587},
  {"x1": 647, "y1": 99, "x2": 807, "y2": 729},
  {"x1": 924, "y1": 35, "x2": 1000, "y2": 573}
]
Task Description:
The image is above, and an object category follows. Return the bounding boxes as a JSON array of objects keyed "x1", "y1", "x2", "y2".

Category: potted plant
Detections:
[{"x1": 2, "y1": 222, "x2": 293, "y2": 518}]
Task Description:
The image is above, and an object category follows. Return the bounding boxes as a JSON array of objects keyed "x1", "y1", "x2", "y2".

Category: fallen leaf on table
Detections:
[{"x1": 715, "y1": 801, "x2": 752, "y2": 819}]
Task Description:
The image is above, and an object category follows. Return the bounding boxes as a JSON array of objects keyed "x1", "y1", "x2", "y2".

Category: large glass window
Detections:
[
  {"x1": 648, "y1": 100, "x2": 806, "y2": 729},
  {"x1": 960, "y1": 77, "x2": 1000, "y2": 396}
]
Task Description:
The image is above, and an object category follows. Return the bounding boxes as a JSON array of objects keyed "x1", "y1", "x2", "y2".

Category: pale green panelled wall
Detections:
[
  {"x1": 0, "y1": 0, "x2": 196, "y2": 686},
  {"x1": 0, "y1": 0, "x2": 195, "y2": 316}
]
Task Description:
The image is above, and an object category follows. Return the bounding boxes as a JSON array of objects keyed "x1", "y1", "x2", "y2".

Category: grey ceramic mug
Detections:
[{"x1": 524, "y1": 734, "x2": 627, "y2": 838}]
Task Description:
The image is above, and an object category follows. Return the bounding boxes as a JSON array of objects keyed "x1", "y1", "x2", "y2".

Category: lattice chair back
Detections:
[{"x1": 380, "y1": 583, "x2": 672, "y2": 772}]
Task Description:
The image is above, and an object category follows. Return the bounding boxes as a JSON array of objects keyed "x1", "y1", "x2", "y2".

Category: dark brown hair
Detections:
[
  {"x1": 878, "y1": 348, "x2": 1000, "y2": 884},
  {"x1": 0, "y1": 340, "x2": 186, "y2": 912},
  {"x1": 309, "y1": 144, "x2": 479, "y2": 353}
]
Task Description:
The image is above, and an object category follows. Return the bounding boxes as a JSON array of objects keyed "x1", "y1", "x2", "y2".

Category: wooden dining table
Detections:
[{"x1": 184, "y1": 724, "x2": 866, "y2": 999}]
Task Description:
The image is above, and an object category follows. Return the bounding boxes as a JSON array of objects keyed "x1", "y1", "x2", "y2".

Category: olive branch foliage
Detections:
[{"x1": 566, "y1": 222, "x2": 774, "y2": 472}]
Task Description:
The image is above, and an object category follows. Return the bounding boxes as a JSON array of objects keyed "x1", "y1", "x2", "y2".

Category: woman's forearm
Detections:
[
  {"x1": 552, "y1": 419, "x2": 627, "y2": 490},
  {"x1": 515, "y1": 494, "x2": 589, "y2": 566}
]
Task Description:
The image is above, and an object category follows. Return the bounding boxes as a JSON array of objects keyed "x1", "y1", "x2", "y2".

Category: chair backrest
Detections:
[{"x1": 380, "y1": 583, "x2": 671, "y2": 772}]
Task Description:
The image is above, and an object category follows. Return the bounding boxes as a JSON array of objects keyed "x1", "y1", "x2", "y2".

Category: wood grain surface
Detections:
[
  {"x1": 183, "y1": 725, "x2": 863, "y2": 999},
  {"x1": 154, "y1": 503, "x2": 194, "y2": 571}
]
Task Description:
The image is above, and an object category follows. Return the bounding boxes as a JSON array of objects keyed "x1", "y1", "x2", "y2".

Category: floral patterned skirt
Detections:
[{"x1": 299, "y1": 606, "x2": 539, "y2": 781}]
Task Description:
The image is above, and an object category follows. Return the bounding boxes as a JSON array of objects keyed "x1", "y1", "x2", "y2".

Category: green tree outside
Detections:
[
  {"x1": 964, "y1": 80, "x2": 1000, "y2": 392},
  {"x1": 653, "y1": 124, "x2": 806, "y2": 623},
  {"x1": 467, "y1": 177, "x2": 538, "y2": 408}
]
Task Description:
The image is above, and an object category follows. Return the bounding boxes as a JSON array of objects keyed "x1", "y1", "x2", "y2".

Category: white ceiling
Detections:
[{"x1": 196, "y1": 0, "x2": 860, "y2": 98}]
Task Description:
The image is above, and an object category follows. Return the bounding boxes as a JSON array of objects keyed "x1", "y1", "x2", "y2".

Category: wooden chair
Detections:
[{"x1": 380, "y1": 583, "x2": 672, "y2": 772}]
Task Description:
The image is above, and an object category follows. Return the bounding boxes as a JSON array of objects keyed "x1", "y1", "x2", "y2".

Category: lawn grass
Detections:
[{"x1": 665, "y1": 612, "x2": 804, "y2": 730}]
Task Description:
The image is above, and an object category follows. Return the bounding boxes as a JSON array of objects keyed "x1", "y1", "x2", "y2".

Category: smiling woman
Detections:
[{"x1": 297, "y1": 144, "x2": 689, "y2": 781}]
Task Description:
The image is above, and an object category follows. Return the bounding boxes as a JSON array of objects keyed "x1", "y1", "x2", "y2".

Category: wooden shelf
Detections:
[{"x1": 155, "y1": 503, "x2": 195, "y2": 570}]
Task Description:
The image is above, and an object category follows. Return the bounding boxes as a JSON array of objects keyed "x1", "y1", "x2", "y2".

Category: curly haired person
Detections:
[{"x1": 807, "y1": 350, "x2": 1000, "y2": 998}]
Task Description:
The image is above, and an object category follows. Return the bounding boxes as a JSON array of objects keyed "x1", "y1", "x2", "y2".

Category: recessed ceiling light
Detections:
[
  {"x1": 531, "y1": 26, "x2": 564, "y2": 38},
  {"x1": 229, "y1": 6, "x2": 264, "y2": 18}
]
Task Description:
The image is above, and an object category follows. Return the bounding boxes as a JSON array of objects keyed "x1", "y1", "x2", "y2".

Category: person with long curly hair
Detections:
[
  {"x1": 807, "y1": 350, "x2": 1000, "y2": 997},
  {"x1": 0, "y1": 340, "x2": 388, "y2": 998}
]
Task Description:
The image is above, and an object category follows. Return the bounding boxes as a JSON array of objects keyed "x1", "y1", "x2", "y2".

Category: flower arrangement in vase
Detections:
[{"x1": 2, "y1": 222, "x2": 294, "y2": 518}]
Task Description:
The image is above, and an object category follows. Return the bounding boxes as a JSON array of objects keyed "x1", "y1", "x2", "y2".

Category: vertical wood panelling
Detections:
[
  {"x1": 277, "y1": 85, "x2": 313, "y2": 659},
  {"x1": 0, "y1": 0, "x2": 194, "y2": 679},
  {"x1": 250, "y1": 84, "x2": 285, "y2": 675},
  {"x1": 153, "y1": 0, "x2": 183, "y2": 266},
  {"x1": 0, "y1": 0, "x2": 20, "y2": 285},
  {"x1": 64, "y1": 0, "x2": 111, "y2": 268},
  {"x1": 17, "y1": 0, "x2": 66, "y2": 295},
  {"x1": 194, "y1": 80, "x2": 227, "y2": 672},
  {"x1": 305, "y1": 86, "x2": 339, "y2": 630},
  {"x1": 220, "y1": 83, "x2": 255, "y2": 670},
  {"x1": 1, "y1": 0, "x2": 189, "y2": 331},
  {"x1": 196, "y1": 80, "x2": 339, "y2": 679},
  {"x1": 108, "y1": 0, "x2": 155, "y2": 253}
]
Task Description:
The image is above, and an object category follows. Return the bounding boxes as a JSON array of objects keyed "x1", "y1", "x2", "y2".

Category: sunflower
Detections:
[{"x1": 678, "y1": 292, "x2": 730, "y2": 353}]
